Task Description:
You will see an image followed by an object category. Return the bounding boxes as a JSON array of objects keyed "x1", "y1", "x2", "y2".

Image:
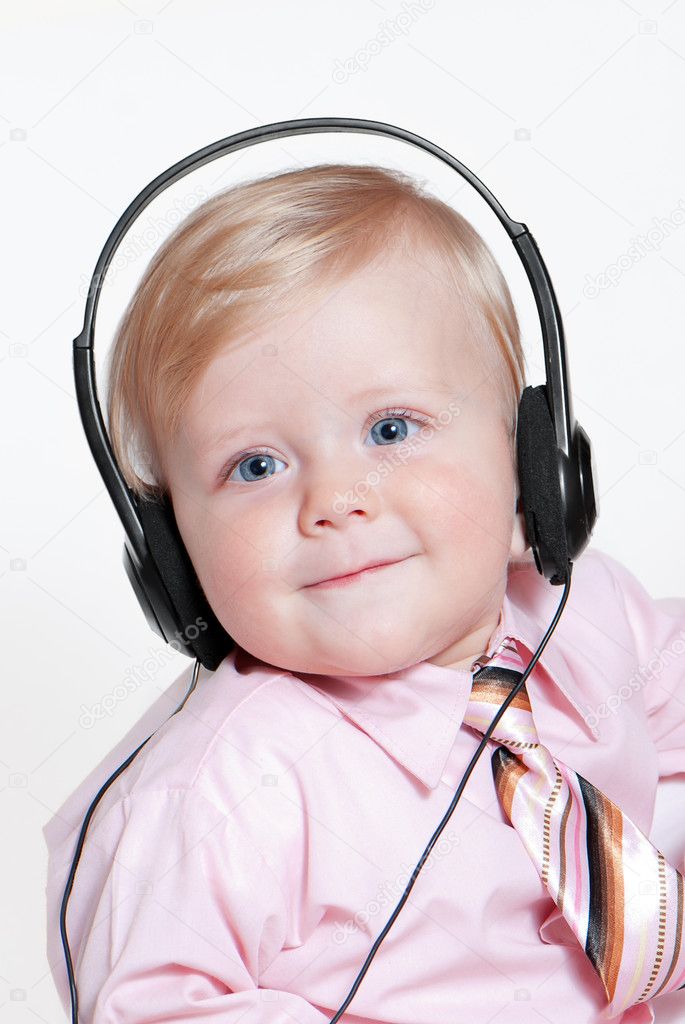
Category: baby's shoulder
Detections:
[
  {"x1": 94, "y1": 652, "x2": 341, "y2": 822},
  {"x1": 85, "y1": 655, "x2": 345, "y2": 886},
  {"x1": 504, "y1": 544, "x2": 658, "y2": 697},
  {"x1": 509, "y1": 543, "x2": 635, "y2": 632}
]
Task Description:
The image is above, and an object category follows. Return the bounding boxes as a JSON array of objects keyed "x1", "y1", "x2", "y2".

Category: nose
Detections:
[{"x1": 298, "y1": 452, "x2": 382, "y2": 532}]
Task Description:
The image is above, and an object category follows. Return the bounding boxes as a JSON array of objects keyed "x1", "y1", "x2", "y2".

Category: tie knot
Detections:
[{"x1": 464, "y1": 665, "x2": 540, "y2": 749}]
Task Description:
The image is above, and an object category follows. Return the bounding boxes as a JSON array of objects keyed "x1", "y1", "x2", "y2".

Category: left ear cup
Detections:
[{"x1": 515, "y1": 384, "x2": 570, "y2": 585}]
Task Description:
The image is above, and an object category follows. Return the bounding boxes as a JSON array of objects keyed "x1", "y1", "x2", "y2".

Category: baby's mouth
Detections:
[{"x1": 303, "y1": 556, "x2": 411, "y2": 590}]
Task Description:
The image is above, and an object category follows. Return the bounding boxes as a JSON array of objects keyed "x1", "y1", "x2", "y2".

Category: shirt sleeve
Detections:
[
  {"x1": 68, "y1": 786, "x2": 327, "y2": 1023},
  {"x1": 602, "y1": 550, "x2": 685, "y2": 779}
]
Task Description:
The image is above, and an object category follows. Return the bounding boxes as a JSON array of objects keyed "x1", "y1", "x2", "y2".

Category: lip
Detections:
[{"x1": 304, "y1": 557, "x2": 409, "y2": 590}]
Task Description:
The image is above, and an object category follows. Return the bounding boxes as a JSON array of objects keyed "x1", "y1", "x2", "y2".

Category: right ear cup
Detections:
[
  {"x1": 516, "y1": 384, "x2": 570, "y2": 585},
  {"x1": 129, "y1": 492, "x2": 235, "y2": 672}
]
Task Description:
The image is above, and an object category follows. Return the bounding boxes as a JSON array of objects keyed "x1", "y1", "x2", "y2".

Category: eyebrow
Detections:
[
  {"x1": 203, "y1": 380, "x2": 453, "y2": 453},
  {"x1": 355, "y1": 381, "x2": 453, "y2": 399}
]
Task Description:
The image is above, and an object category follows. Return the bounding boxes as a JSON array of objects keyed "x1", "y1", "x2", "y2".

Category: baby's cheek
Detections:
[
  {"x1": 201, "y1": 506, "x2": 293, "y2": 613},
  {"x1": 421, "y1": 457, "x2": 514, "y2": 562}
]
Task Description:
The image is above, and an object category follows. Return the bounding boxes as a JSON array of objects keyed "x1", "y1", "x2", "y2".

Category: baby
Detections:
[
  {"x1": 109, "y1": 161, "x2": 530, "y2": 679},
  {"x1": 45, "y1": 163, "x2": 685, "y2": 1023}
]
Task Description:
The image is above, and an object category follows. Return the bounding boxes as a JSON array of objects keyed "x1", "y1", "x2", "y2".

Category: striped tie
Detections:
[{"x1": 464, "y1": 638, "x2": 685, "y2": 1019}]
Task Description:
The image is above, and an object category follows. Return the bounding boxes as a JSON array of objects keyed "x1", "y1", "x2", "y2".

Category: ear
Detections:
[{"x1": 509, "y1": 494, "x2": 530, "y2": 563}]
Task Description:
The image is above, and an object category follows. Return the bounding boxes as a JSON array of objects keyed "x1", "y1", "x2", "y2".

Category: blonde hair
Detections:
[{"x1": 105, "y1": 162, "x2": 527, "y2": 499}]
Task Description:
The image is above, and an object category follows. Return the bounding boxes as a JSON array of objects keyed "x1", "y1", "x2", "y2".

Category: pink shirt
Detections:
[{"x1": 43, "y1": 546, "x2": 685, "y2": 1023}]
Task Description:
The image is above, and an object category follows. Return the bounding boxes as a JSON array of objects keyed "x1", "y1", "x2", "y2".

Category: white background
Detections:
[{"x1": 2, "y1": 0, "x2": 685, "y2": 1020}]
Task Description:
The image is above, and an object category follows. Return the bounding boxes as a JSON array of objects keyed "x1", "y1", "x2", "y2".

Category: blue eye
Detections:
[
  {"x1": 223, "y1": 449, "x2": 286, "y2": 485},
  {"x1": 219, "y1": 407, "x2": 426, "y2": 486},
  {"x1": 366, "y1": 407, "x2": 422, "y2": 447}
]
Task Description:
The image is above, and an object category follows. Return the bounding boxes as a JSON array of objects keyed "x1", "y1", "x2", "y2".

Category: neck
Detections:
[{"x1": 427, "y1": 607, "x2": 504, "y2": 674}]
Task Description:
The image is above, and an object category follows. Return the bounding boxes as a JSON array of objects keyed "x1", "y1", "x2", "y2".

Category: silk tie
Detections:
[{"x1": 464, "y1": 637, "x2": 685, "y2": 1019}]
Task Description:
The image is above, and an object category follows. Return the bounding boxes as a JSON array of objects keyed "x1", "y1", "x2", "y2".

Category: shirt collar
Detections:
[{"x1": 302, "y1": 570, "x2": 595, "y2": 790}]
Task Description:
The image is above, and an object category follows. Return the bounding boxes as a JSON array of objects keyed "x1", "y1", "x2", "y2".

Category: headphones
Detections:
[
  {"x1": 64, "y1": 118, "x2": 599, "y2": 1022},
  {"x1": 73, "y1": 116, "x2": 598, "y2": 673}
]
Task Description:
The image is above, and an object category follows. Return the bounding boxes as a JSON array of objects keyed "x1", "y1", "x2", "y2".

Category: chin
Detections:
[{"x1": 263, "y1": 650, "x2": 411, "y2": 679}]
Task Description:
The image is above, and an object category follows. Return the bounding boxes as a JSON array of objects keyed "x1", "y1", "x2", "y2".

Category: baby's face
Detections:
[{"x1": 162, "y1": 245, "x2": 529, "y2": 677}]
